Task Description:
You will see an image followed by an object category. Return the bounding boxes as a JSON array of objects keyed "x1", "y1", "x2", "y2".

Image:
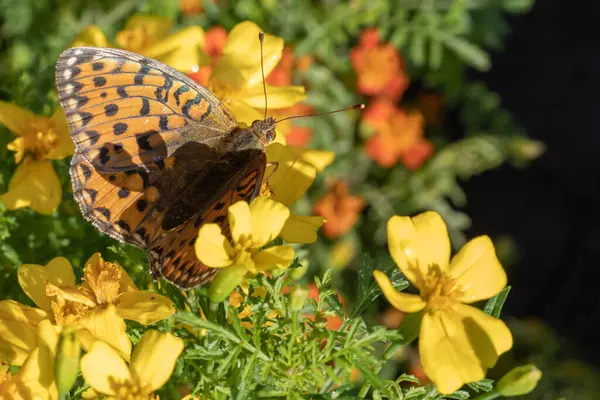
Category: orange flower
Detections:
[
  {"x1": 180, "y1": 0, "x2": 204, "y2": 15},
  {"x1": 313, "y1": 181, "x2": 365, "y2": 239},
  {"x1": 363, "y1": 99, "x2": 433, "y2": 169},
  {"x1": 350, "y1": 28, "x2": 409, "y2": 100},
  {"x1": 380, "y1": 306, "x2": 405, "y2": 329},
  {"x1": 187, "y1": 26, "x2": 228, "y2": 86}
]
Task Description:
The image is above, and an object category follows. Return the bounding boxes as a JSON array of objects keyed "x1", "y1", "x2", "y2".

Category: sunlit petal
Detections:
[
  {"x1": 195, "y1": 224, "x2": 234, "y2": 268},
  {"x1": 46, "y1": 108, "x2": 74, "y2": 160},
  {"x1": 249, "y1": 196, "x2": 290, "y2": 246},
  {"x1": 115, "y1": 291, "x2": 175, "y2": 325},
  {"x1": 228, "y1": 200, "x2": 252, "y2": 245},
  {"x1": 18, "y1": 257, "x2": 76, "y2": 311},
  {"x1": 387, "y1": 212, "x2": 450, "y2": 292},
  {"x1": 130, "y1": 330, "x2": 184, "y2": 392},
  {"x1": 279, "y1": 214, "x2": 325, "y2": 244},
  {"x1": 372, "y1": 270, "x2": 426, "y2": 313},
  {"x1": 449, "y1": 236, "x2": 507, "y2": 303},
  {"x1": 81, "y1": 341, "x2": 131, "y2": 396},
  {"x1": 0, "y1": 319, "x2": 38, "y2": 366},
  {"x1": 0, "y1": 100, "x2": 36, "y2": 137},
  {"x1": 78, "y1": 306, "x2": 132, "y2": 361},
  {"x1": 266, "y1": 143, "x2": 316, "y2": 206},
  {"x1": 224, "y1": 100, "x2": 263, "y2": 126},
  {"x1": 45, "y1": 283, "x2": 96, "y2": 307},
  {"x1": 0, "y1": 300, "x2": 48, "y2": 326},
  {"x1": 290, "y1": 148, "x2": 335, "y2": 172},
  {"x1": 14, "y1": 345, "x2": 58, "y2": 399},
  {"x1": 211, "y1": 21, "x2": 283, "y2": 89},
  {"x1": 252, "y1": 245, "x2": 295, "y2": 272},
  {"x1": 242, "y1": 85, "x2": 306, "y2": 109},
  {"x1": 144, "y1": 26, "x2": 208, "y2": 72},
  {"x1": 71, "y1": 25, "x2": 110, "y2": 47},
  {"x1": 0, "y1": 158, "x2": 62, "y2": 214},
  {"x1": 36, "y1": 319, "x2": 59, "y2": 359}
]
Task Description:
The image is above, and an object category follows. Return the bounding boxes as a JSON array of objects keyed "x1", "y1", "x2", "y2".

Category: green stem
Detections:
[
  {"x1": 207, "y1": 300, "x2": 219, "y2": 322},
  {"x1": 357, "y1": 343, "x2": 402, "y2": 398}
]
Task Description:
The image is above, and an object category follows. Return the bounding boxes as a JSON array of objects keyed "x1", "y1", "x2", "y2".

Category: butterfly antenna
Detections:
[
  {"x1": 259, "y1": 31, "x2": 268, "y2": 120},
  {"x1": 276, "y1": 104, "x2": 365, "y2": 123}
]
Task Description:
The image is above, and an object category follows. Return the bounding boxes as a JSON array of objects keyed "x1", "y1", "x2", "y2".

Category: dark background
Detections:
[{"x1": 465, "y1": 0, "x2": 600, "y2": 363}]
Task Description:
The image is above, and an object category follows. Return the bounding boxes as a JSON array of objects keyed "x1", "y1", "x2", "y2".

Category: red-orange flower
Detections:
[
  {"x1": 180, "y1": 0, "x2": 204, "y2": 15},
  {"x1": 313, "y1": 181, "x2": 365, "y2": 239},
  {"x1": 362, "y1": 99, "x2": 433, "y2": 169},
  {"x1": 266, "y1": 46, "x2": 294, "y2": 86},
  {"x1": 350, "y1": 28, "x2": 409, "y2": 100},
  {"x1": 187, "y1": 26, "x2": 228, "y2": 86}
]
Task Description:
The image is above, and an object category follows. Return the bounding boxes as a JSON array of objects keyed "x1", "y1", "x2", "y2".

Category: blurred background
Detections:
[{"x1": 1, "y1": 0, "x2": 599, "y2": 397}]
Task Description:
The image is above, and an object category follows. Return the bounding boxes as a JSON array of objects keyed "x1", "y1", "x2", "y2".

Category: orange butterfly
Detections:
[{"x1": 55, "y1": 47, "x2": 276, "y2": 288}]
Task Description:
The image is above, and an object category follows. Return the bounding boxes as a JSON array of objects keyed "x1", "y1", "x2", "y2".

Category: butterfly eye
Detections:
[{"x1": 266, "y1": 130, "x2": 276, "y2": 142}]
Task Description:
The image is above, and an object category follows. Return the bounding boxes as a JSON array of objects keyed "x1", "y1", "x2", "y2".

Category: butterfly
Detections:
[{"x1": 55, "y1": 47, "x2": 277, "y2": 288}]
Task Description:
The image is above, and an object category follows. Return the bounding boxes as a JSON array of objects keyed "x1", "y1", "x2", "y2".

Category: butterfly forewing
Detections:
[{"x1": 57, "y1": 47, "x2": 269, "y2": 288}]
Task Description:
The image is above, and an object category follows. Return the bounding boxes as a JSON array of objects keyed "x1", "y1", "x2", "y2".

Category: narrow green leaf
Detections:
[
  {"x1": 483, "y1": 286, "x2": 511, "y2": 318},
  {"x1": 437, "y1": 32, "x2": 490, "y2": 71}
]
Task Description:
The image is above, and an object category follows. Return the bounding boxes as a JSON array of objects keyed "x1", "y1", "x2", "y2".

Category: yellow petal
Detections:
[
  {"x1": 266, "y1": 143, "x2": 316, "y2": 206},
  {"x1": 36, "y1": 319, "x2": 59, "y2": 359},
  {"x1": 14, "y1": 345, "x2": 58, "y2": 400},
  {"x1": 419, "y1": 305, "x2": 513, "y2": 394},
  {"x1": 228, "y1": 200, "x2": 252, "y2": 245},
  {"x1": 130, "y1": 330, "x2": 184, "y2": 392},
  {"x1": 290, "y1": 147, "x2": 335, "y2": 172},
  {"x1": 449, "y1": 236, "x2": 507, "y2": 303},
  {"x1": 0, "y1": 100, "x2": 36, "y2": 137},
  {"x1": 81, "y1": 341, "x2": 132, "y2": 396},
  {"x1": 279, "y1": 214, "x2": 325, "y2": 244},
  {"x1": 208, "y1": 265, "x2": 247, "y2": 303},
  {"x1": 0, "y1": 300, "x2": 48, "y2": 326},
  {"x1": 249, "y1": 196, "x2": 290, "y2": 246},
  {"x1": 0, "y1": 319, "x2": 38, "y2": 366},
  {"x1": 115, "y1": 291, "x2": 175, "y2": 325},
  {"x1": 252, "y1": 245, "x2": 295, "y2": 272},
  {"x1": 78, "y1": 306, "x2": 132, "y2": 361},
  {"x1": 46, "y1": 108, "x2": 74, "y2": 160},
  {"x1": 18, "y1": 257, "x2": 76, "y2": 312},
  {"x1": 224, "y1": 99, "x2": 264, "y2": 126},
  {"x1": 387, "y1": 212, "x2": 450, "y2": 292},
  {"x1": 241, "y1": 85, "x2": 306, "y2": 109},
  {"x1": 144, "y1": 26, "x2": 208, "y2": 73},
  {"x1": 372, "y1": 270, "x2": 426, "y2": 313},
  {"x1": 195, "y1": 223, "x2": 234, "y2": 268},
  {"x1": 211, "y1": 21, "x2": 283, "y2": 89},
  {"x1": 124, "y1": 15, "x2": 172, "y2": 40},
  {"x1": 45, "y1": 282, "x2": 96, "y2": 307},
  {"x1": 0, "y1": 158, "x2": 62, "y2": 214},
  {"x1": 72, "y1": 25, "x2": 110, "y2": 47}
]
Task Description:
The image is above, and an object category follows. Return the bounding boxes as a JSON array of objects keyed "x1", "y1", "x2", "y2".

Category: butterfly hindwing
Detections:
[
  {"x1": 56, "y1": 46, "x2": 238, "y2": 172},
  {"x1": 149, "y1": 152, "x2": 266, "y2": 288}
]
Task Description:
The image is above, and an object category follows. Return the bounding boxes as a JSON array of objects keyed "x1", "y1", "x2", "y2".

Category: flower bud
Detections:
[
  {"x1": 54, "y1": 326, "x2": 81, "y2": 393},
  {"x1": 497, "y1": 364, "x2": 542, "y2": 397},
  {"x1": 289, "y1": 287, "x2": 308, "y2": 311}
]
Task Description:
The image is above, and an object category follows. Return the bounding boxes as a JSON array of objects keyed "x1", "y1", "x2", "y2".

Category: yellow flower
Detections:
[
  {"x1": 207, "y1": 21, "x2": 306, "y2": 126},
  {"x1": 74, "y1": 16, "x2": 207, "y2": 73},
  {"x1": 0, "y1": 253, "x2": 174, "y2": 365},
  {"x1": 373, "y1": 211, "x2": 513, "y2": 394},
  {"x1": 0, "y1": 101, "x2": 73, "y2": 214},
  {"x1": 0, "y1": 346, "x2": 57, "y2": 400},
  {"x1": 81, "y1": 330, "x2": 183, "y2": 399},
  {"x1": 195, "y1": 196, "x2": 294, "y2": 302}
]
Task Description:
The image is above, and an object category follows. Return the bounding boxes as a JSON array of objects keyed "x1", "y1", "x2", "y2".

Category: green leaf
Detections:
[
  {"x1": 467, "y1": 378, "x2": 494, "y2": 392},
  {"x1": 437, "y1": 32, "x2": 490, "y2": 71},
  {"x1": 483, "y1": 286, "x2": 511, "y2": 318},
  {"x1": 356, "y1": 362, "x2": 393, "y2": 398}
]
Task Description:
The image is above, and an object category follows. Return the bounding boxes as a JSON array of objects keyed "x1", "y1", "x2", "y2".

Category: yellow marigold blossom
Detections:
[
  {"x1": 81, "y1": 330, "x2": 183, "y2": 399},
  {"x1": 195, "y1": 196, "x2": 294, "y2": 302},
  {"x1": 373, "y1": 211, "x2": 513, "y2": 394},
  {"x1": 0, "y1": 101, "x2": 73, "y2": 214},
  {"x1": 207, "y1": 21, "x2": 306, "y2": 126},
  {"x1": 0, "y1": 254, "x2": 174, "y2": 365},
  {"x1": 73, "y1": 16, "x2": 207, "y2": 73}
]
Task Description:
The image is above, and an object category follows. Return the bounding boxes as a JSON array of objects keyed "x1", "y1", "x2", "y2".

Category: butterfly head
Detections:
[{"x1": 250, "y1": 116, "x2": 277, "y2": 146}]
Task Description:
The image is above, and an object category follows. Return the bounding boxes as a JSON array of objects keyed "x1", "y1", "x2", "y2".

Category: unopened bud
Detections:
[
  {"x1": 497, "y1": 364, "x2": 542, "y2": 396},
  {"x1": 54, "y1": 326, "x2": 80, "y2": 393},
  {"x1": 290, "y1": 287, "x2": 309, "y2": 311}
]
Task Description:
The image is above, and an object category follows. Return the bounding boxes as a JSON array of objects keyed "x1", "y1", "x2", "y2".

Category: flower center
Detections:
[
  {"x1": 207, "y1": 81, "x2": 238, "y2": 104},
  {"x1": 422, "y1": 266, "x2": 464, "y2": 312},
  {"x1": 114, "y1": 379, "x2": 156, "y2": 400},
  {"x1": 8, "y1": 122, "x2": 59, "y2": 163},
  {"x1": 50, "y1": 296, "x2": 90, "y2": 325}
]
